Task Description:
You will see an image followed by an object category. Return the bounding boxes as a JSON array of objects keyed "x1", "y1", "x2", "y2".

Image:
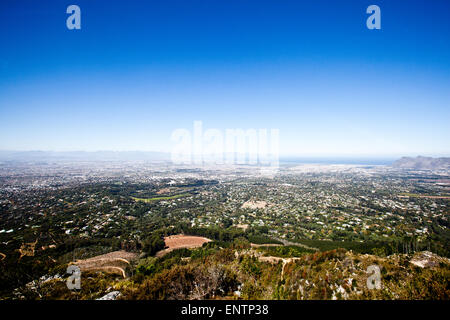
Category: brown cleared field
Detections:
[
  {"x1": 236, "y1": 224, "x2": 249, "y2": 231},
  {"x1": 70, "y1": 250, "x2": 138, "y2": 278},
  {"x1": 241, "y1": 200, "x2": 268, "y2": 209},
  {"x1": 156, "y1": 188, "x2": 171, "y2": 194},
  {"x1": 155, "y1": 234, "x2": 212, "y2": 258},
  {"x1": 18, "y1": 240, "x2": 38, "y2": 259}
]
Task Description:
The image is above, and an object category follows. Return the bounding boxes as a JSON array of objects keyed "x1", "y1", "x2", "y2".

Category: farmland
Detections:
[
  {"x1": 72, "y1": 250, "x2": 138, "y2": 278},
  {"x1": 155, "y1": 234, "x2": 212, "y2": 257}
]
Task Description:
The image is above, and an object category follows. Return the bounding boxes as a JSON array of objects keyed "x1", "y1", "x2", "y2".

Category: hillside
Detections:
[
  {"x1": 10, "y1": 243, "x2": 449, "y2": 300},
  {"x1": 392, "y1": 156, "x2": 450, "y2": 170}
]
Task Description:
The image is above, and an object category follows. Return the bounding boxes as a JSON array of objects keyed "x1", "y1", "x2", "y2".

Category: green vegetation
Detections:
[
  {"x1": 132, "y1": 193, "x2": 189, "y2": 203},
  {"x1": 1, "y1": 171, "x2": 449, "y2": 300},
  {"x1": 399, "y1": 192, "x2": 450, "y2": 198},
  {"x1": 257, "y1": 245, "x2": 315, "y2": 257},
  {"x1": 292, "y1": 239, "x2": 395, "y2": 255},
  {"x1": 142, "y1": 233, "x2": 165, "y2": 256},
  {"x1": 247, "y1": 235, "x2": 282, "y2": 245}
]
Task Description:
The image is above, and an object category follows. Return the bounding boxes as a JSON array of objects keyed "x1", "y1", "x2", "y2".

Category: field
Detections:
[
  {"x1": 241, "y1": 200, "x2": 268, "y2": 209},
  {"x1": 155, "y1": 234, "x2": 212, "y2": 257},
  {"x1": 71, "y1": 250, "x2": 138, "y2": 278}
]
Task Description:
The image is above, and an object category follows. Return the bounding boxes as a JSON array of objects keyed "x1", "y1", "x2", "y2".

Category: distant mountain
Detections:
[
  {"x1": 392, "y1": 156, "x2": 450, "y2": 170},
  {"x1": 0, "y1": 151, "x2": 170, "y2": 162}
]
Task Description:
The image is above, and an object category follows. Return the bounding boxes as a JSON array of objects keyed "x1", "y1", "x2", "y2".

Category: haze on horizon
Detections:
[{"x1": 0, "y1": 0, "x2": 449, "y2": 158}]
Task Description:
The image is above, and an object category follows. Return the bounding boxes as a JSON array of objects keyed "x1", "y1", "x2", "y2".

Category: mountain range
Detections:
[{"x1": 392, "y1": 156, "x2": 450, "y2": 170}]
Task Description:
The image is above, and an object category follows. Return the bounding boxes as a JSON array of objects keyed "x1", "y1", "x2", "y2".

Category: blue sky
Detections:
[{"x1": 0, "y1": 0, "x2": 449, "y2": 157}]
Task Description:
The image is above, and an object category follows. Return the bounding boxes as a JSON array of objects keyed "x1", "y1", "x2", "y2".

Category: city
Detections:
[{"x1": 0, "y1": 156, "x2": 448, "y2": 299}]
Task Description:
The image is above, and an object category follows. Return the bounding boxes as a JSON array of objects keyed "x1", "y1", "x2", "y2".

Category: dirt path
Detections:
[
  {"x1": 71, "y1": 250, "x2": 138, "y2": 278},
  {"x1": 258, "y1": 256, "x2": 303, "y2": 279}
]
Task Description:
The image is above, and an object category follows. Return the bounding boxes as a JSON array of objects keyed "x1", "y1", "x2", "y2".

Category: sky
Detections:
[{"x1": 0, "y1": 0, "x2": 449, "y2": 157}]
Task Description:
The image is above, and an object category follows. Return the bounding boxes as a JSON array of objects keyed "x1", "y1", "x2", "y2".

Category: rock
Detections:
[
  {"x1": 96, "y1": 291, "x2": 121, "y2": 300},
  {"x1": 410, "y1": 251, "x2": 447, "y2": 268}
]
